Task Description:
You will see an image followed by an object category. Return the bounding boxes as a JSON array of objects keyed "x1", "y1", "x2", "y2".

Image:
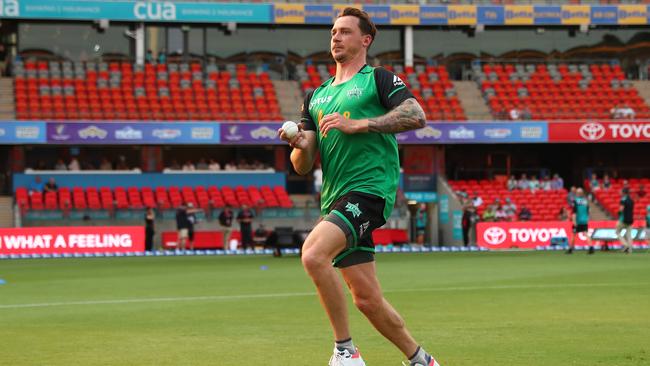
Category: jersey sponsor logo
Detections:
[
  {"x1": 345, "y1": 202, "x2": 362, "y2": 218},
  {"x1": 309, "y1": 95, "x2": 333, "y2": 110},
  {"x1": 51, "y1": 125, "x2": 70, "y2": 141},
  {"x1": 579, "y1": 122, "x2": 606, "y2": 141},
  {"x1": 449, "y1": 126, "x2": 475, "y2": 139},
  {"x1": 78, "y1": 125, "x2": 108, "y2": 139},
  {"x1": 115, "y1": 126, "x2": 143, "y2": 140},
  {"x1": 346, "y1": 84, "x2": 363, "y2": 100},
  {"x1": 392, "y1": 75, "x2": 405, "y2": 87},
  {"x1": 359, "y1": 221, "x2": 370, "y2": 237}
]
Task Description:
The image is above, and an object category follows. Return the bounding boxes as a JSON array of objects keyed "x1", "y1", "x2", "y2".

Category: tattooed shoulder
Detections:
[{"x1": 368, "y1": 98, "x2": 426, "y2": 134}]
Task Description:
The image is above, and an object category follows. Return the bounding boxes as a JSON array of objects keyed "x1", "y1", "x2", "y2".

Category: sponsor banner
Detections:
[
  {"x1": 304, "y1": 4, "x2": 334, "y2": 24},
  {"x1": 548, "y1": 121, "x2": 650, "y2": 143},
  {"x1": 477, "y1": 221, "x2": 645, "y2": 249},
  {"x1": 363, "y1": 5, "x2": 390, "y2": 25},
  {"x1": 477, "y1": 6, "x2": 504, "y2": 25},
  {"x1": 591, "y1": 5, "x2": 618, "y2": 25},
  {"x1": 390, "y1": 5, "x2": 419, "y2": 25},
  {"x1": 561, "y1": 5, "x2": 590, "y2": 25},
  {"x1": 504, "y1": 5, "x2": 534, "y2": 25},
  {"x1": 447, "y1": 5, "x2": 477, "y2": 25},
  {"x1": 274, "y1": 3, "x2": 304, "y2": 24},
  {"x1": 0, "y1": 226, "x2": 144, "y2": 255},
  {"x1": 420, "y1": 6, "x2": 448, "y2": 25},
  {"x1": 0, "y1": 122, "x2": 46, "y2": 144},
  {"x1": 220, "y1": 123, "x2": 281, "y2": 144},
  {"x1": 534, "y1": 5, "x2": 562, "y2": 25},
  {"x1": 46, "y1": 122, "x2": 220, "y2": 144},
  {"x1": 439, "y1": 194, "x2": 449, "y2": 224},
  {"x1": 404, "y1": 192, "x2": 437, "y2": 203},
  {"x1": 1, "y1": 0, "x2": 272, "y2": 23},
  {"x1": 396, "y1": 122, "x2": 548, "y2": 144},
  {"x1": 618, "y1": 4, "x2": 647, "y2": 25}
]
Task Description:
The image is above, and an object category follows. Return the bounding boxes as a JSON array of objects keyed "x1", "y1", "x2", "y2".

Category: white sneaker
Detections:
[{"x1": 328, "y1": 347, "x2": 366, "y2": 366}]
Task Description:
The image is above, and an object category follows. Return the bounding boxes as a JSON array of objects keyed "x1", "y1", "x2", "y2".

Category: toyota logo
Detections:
[
  {"x1": 483, "y1": 227, "x2": 507, "y2": 246},
  {"x1": 579, "y1": 122, "x2": 606, "y2": 141}
]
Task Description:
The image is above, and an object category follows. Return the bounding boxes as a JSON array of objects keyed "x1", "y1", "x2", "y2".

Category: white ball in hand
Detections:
[{"x1": 282, "y1": 121, "x2": 299, "y2": 139}]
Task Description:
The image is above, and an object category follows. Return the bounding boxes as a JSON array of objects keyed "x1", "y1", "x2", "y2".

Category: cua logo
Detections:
[
  {"x1": 0, "y1": 0, "x2": 19, "y2": 17},
  {"x1": 133, "y1": 1, "x2": 176, "y2": 20}
]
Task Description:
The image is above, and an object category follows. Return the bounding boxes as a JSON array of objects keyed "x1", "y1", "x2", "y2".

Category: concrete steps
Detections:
[
  {"x1": 589, "y1": 200, "x2": 612, "y2": 221},
  {"x1": 0, "y1": 78, "x2": 15, "y2": 120},
  {"x1": 453, "y1": 81, "x2": 492, "y2": 121},
  {"x1": 0, "y1": 196, "x2": 14, "y2": 228},
  {"x1": 632, "y1": 80, "x2": 650, "y2": 107},
  {"x1": 272, "y1": 80, "x2": 302, "y2": 123}
]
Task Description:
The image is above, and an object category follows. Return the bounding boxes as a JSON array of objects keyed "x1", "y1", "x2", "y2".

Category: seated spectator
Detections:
[
  {"x1": 158, "y1": 48, "x2": 167, "y2": 64},
  {"x1": 54, "y1": 159, "x2": 67, "y2": 171},
  {"x1": 482, "y1": 204, "x2": 496, "y2": 222},
  {"x1": 115, "y1": 155, "x2": 129, "y2": 170},
  {"x1": 237, "y1": 159, "x2": 251, "y2": 170},
  {"x1": 182, "y1": 160, "x2": 195, "y2": 171},
  {"x1": 99, "y1": 157, "x2": 113, "y2": 170},
  {"x1": 169, "y1": 159, "x2": 181, "y2": 170},
  {"x1": 517, "y1": 173, "x2": 529, "y2": 190},
  {"x1": 503, "y1": 198, "x2": 517, "y2": 219},
  {"x1": 196, "y1": 158, "x2": 208, "y2": 170},
  {"x1": 145, "y1": 49, "x2": 154, "y2": 64},
  {"x1": 602, "y1": 173, "x2": 611, "y2": 190},
  {"x1": 589, "y1": 173, "x2": 600, "y2": 191},
  {"x1": 224, "y1": 161, "x2": 237, "y2": 171},
  {"x1": 610, "y1": 104, "x2": 624, "y2": 119},
  {"x1": 495, "y1": 205, "x2": 508, "y2": 222},
  {"x1": 551, "y1": 173, "x2": 564, "y2": 190},
  {"x1": 638, "y1": 184, "x2": 647, "y2": 199},
  {"x1": 509, "y1": 106, "x2": 521, "y2": 121},
  {"x1": 521, "y1": 106, "x2": 532, "y2": 120},
  {"x1": 208, "y1": 159, "x2": 221, "y2": 171},
  {"x1": 541, "y1": 176, "x2": 552, "y2": 191},
  {"x1": 506, "y1": 175, "x2": 517, "y2": 191},
  {"x1": 44, "y1": 177, "x2": 58, "y2": 193},
  {"x1": 251, "y1": 159, "x2": 265, "y2": 170},
  {"x1": 472, "y1": 192, "x2": 483, "y2": 208},
  {"x1": 529, "y1": 175, "x2": 540, "y2": 192},
  {"x1": 518, "y1": 205, "x2": 532, "y2": 221},
  {"x1": 558, "y1": 207, "x2": 569, "y2": 221},
  {"x1": 621, "y1": 104, "x2": 635, "y2": 119},
  {"x1": 68, "y1": 157, "x2": 80, "y2": 171},
  {"x1": 28, "y1": 176, "x2": 45, "y2": 194}
]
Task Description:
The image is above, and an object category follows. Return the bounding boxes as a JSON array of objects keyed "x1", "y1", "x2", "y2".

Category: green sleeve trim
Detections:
[
  {"x1": 332, "y1": 209, "x2": 357, "y2": 246},
  {"x1": 387, "y1": 85, "x2": 406, "y2": 99}
]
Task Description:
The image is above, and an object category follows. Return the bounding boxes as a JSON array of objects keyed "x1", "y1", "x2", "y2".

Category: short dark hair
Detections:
[{"x1": 337, "y1": 7, "x2": 377, "y2": 47}]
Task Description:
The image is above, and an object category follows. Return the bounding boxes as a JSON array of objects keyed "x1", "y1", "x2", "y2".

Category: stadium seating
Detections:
[
  {"x1": 474, "y1": 63, "x2": 650, "y2": 120},
  {"x1": 13, "y1": 60, "x2": 283, "y2": 121},
  {"x1": 16, "y1": 185, "x2": 292, "y2": 213},
  {"x1": 296, "y1": 63, "x2": 466, "y2": 121},
  {"x1": 449, "y1": 179, "x2": 569, "y2": 221},
  {"x1": 591, "y1": 178, "x2": 650, "y2": 220}
]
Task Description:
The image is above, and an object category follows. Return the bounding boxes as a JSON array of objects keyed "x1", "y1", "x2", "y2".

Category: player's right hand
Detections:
[{"x1": 278, "y1": 123, "x2": 309, "y2": 150}]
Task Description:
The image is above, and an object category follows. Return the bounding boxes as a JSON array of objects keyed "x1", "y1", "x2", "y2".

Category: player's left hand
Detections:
[{"x1": 319, "y1": 112, "x2": 364, "y2": 137}]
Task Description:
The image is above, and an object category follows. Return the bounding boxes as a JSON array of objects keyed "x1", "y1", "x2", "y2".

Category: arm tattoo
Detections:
[{"x1": 368, "y1": 98, "x2": 426, "y2": 133}]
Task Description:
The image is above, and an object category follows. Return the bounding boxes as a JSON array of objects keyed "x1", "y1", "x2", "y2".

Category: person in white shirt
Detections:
[
  {"x1": 529, "y1": 175, "x2": 540, "y2": 192},
  {"x1": 517, "y1": 173, "x2": 529, "y2": 190},
  {"x1": 472, "y1": 192, "x2": 483, "y2": 208},
  {"x1": 208, "y1": 159, "x2": 221, "y2": 171},
  {"x1": 68, "y1": 157, "x2": 80, "y2": 171},
  {"x1": 506, "y1": 175, "x2": 517, "y2": 191},
  {"x1": 509, "y1": 107, "x2": 521, "y2": 121},
  {"x1": 182, "y1": 161, "x2": 195, "y2": 171}
]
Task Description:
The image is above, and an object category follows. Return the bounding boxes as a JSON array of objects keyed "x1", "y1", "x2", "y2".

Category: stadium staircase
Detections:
[
  {"x1": 0, "y1": 196, "x2": 15, "y2": 227},
  {"x1": 272, "y1": 79, "x2": 302, "y2": 122},
  {"x1": 0, "y1": 78, "x2": 15, "y2": 119},
  {"x1": 453, "y1": 81, "x2": 492, "y2": 121},
  {"x1": 589, "y1": 200, "x2": 612, "y2": 221},
  {"x1": 631, "y1": 80, "x2": 650, "y2": 107}
]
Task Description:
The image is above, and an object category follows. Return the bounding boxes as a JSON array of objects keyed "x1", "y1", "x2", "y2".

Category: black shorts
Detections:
[
  {"x1": 323, "y1": 191, "x2": 386, "y2": 268},
  {"x1": 573, "y1": 224, "x2": 588, "y2": 233}
]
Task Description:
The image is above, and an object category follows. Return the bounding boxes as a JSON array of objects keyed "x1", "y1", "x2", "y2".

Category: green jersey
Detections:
[
  {"x1": 646, "y1": 205, "x2": 650, "y2": 227},
  {"x1": 572, "y1": 197, "x2": 589, "y2": 225},
  {"x1": 302, "y1": 65, "x2": 414, "y2": 220}
]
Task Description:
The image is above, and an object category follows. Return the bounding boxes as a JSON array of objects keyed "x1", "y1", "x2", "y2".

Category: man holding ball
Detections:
[{"x1": 279, "y1": 8, "x2": 439, "y2": 366}]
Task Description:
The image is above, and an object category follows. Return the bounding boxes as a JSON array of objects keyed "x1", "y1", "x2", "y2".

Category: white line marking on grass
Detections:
[{"x1": 1, "y1": 282, "x2": 647, "y2": 310}]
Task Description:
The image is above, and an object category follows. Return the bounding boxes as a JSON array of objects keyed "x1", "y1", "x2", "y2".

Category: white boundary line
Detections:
[{"x1": 1, "y1": 282, "x2": 647, "y2": 310}]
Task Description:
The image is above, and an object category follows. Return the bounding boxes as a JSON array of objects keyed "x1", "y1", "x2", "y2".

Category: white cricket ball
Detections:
[{"x1": 282, "y1": 121, "x2": 299, "y2": 138}]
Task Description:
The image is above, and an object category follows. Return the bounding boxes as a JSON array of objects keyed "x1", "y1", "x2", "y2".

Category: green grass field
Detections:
[{"x1": 1, "y1": 251, "x2": 649, "y2": 365}]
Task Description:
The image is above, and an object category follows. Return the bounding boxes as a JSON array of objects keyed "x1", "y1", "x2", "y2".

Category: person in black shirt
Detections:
[
  {"x1": 145, "y1": 207, "x2": 155, "y2": 251},
  {"x1": 175, "y1": 204, "x2": 190, "y2": 250},
  {"x1": 616, "y1": 188, "x2": 635, "y2": 254},
  {"x1": 237, "y1": 204, "x2": 255, "y2": 251},
  {"x1": 218, "y1": 205, "x2": 234, "y2": 250},
  {"x1": 44, "y1": 177, "x2": 58, "y2": 193}
]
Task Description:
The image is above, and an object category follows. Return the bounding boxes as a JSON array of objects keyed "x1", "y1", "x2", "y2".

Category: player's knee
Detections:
[
  {"x1": 353, "y1": 292, "x2": 382, "y2": 316},
  {"x1": 301, "y1": 248, "x2": 326, "y2": 274}
]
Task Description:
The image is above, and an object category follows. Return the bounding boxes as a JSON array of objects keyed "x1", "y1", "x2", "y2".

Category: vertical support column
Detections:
[
  {"x1": 10, "y1": 146, "x2": 24, "y2": 173},
  {"x1": 404, "y1": 25, "x2": 414, "y2": 68},
  {"x1": 135, "y1": 22, "x2": 145, "y2": 65},
  {"x1": 274, "y1": 146, "x2": 287, "y2": 172}
]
